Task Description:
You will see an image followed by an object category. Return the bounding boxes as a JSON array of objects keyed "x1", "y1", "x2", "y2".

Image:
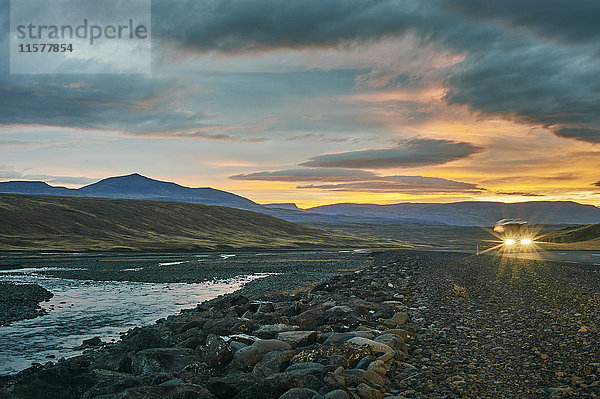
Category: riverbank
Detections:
[
  {"x1": 0, "y1": 282, "x2": 53, "y2": 326},
  {"x1": 1, "y1": 249, "x2": 599, "y2": 398}
]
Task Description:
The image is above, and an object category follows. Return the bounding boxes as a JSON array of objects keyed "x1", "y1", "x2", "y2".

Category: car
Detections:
[{"x1": 494, "y1": 218, "x2": 533, "y2": 248}]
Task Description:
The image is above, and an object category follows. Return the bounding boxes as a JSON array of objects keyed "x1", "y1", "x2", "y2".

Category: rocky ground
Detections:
[
  {"x1": 0, "y1": 282, "x2": 53, "y2": 326},
  {"x1": 0, "y1": 249, "x2": 599, "y2": 398}
]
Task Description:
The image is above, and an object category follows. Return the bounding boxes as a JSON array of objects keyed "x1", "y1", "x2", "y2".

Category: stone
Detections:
[
  {"x1": 229, "y1": 341, "x2": 248, "y2": 354},
  {"x1": 100, "y1": 383, "x2": 216, "y2": 398},
  {"x1": 256, "y1": 324, "x2": 301, "y2": 339},
  {"x1": 232, "y1": 346, "x2": 263, "y2": 368},
  {"x1": 373, "y1": 334, "x2": 406, "y2": 355},
  {"x1": 131, "y1": 348, "x2": 201, "y2": 374},
  {"x1": 285, "y1": 362, "x2": 325, "y2": 372},
  {"x1": 276, "y1": 331, "x2": 318, "y2": 348},
  {"x1": 279, "y1": 387, "x2": 321, "y2": 399},
  {"x1": 81, "y1": 337, "x2": 102, "y2": 348},
  {"x1": 357, "y1": 383, "x2": 383, "y2": 399},
  {"x1": 292, "y1": 308, "x2": 324, "y2": 329},
  {"x1": 253, "y1": 350, "x2": 295, "y2": 376},
  {"x1": 253, "y1": 339, "x2": 293, "y2": 354},
  {"x1": 367, "y1": 360, "x2": 389, "y2": 376},
  {"x1": 346, "y1": 337, "x2": 395, "y2": 356},
  {"x1": 323, "y1": 389, "x2": 351, "y2": 399},
  {"x1": 391, "y1": 312, "x2": 408, "y2": 326},
  {"x1": 200, "y1": 334, "x2": 233, "y2": 367},
  {"x1": 379, "y1": 329, "x2": 411, "y2": 343}
]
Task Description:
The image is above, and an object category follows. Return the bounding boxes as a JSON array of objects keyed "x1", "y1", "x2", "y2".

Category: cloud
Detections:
[
  {"x1": 230, "y1": 168, "x2": 378, "y2": 182},
  {"x1": 553, "y1": 127, "x2": 600, "y2": 143},
  {"x1": 494, "y1": 191, "x2": 544, "y2": 197},
  {"x1": 152, "y1": 0, "x2": 426, "y2": 53},
  {"x1": 298, "y1": 175, "x2": 483, "y2": 194},
  {"x1": 444, "y1": 0, "x2": 600, "y2": 46},
  {"x1": 595, "y1": 181, "x2": 600, "y2": 187},
  {"x1": 299, "y1": 138, "x2": 482, "y2": 169}
]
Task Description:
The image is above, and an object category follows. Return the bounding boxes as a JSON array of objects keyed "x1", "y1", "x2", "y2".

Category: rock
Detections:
[
  {"x1": 232, "y1": 346, "x2": 263, "y2": 368},
  {"x1": 285, "y1": 362, "x2": 325, "y2": 372},
  {"x1": 379, "y1": 329, "x2": 411, "y2": 343},
  {"x1": 206, "y1": 372, "x2": 264, "y2": 398},
  {"x1": 367, "y1": 360, "x2": 389, "y2": 377},
  {"x1": 323, "y1": 389, "x2": 350, "y2": 399},
  {"x1": 346, "y1": 337, "x2": 394, "y2": 356},
  {"x1": 229, "y1": 341, "x2": 248, "y2": 354},
  {"x1": 276, "y1": 331, "x2": 318, "y2": 348},
  {"x1": 131, "y1": 348, "x2": 201, "y2": 374},
  {"x1": 96, "y1": 383, "x2": 216, "y2": 398},
  {"x1": 357, "y1": 383, "x2": 383, "y2": 399},
  {"x1": 199, "y1": 334, "x2": 232, "y2": 367},
  {"x1": 292, "y1": 343, "x2": 371, "y2": 369},
  {"x1": 253, "y1": 350, "x2": 295, "y2": 376},
  {"x1": 391, "y1": 312, "x2": 408, "y2": 326},
  {"x1": 227, "y1": 334, "x2": 259, "y2": 345},
  {"x1": 253, "y1": 339, "x2": 293, "y2": 353},
  {"x1": 279, "y1": 387, "x2": 320, "y2": 399},
  {"x1": 267, "y1": 368, "x2": 325, "y2": 396},
  {"x1": 292, "y1": 308, "x2": 324, "y2": 329},
  {"x1": 80, "y1": 337, "x2": 102, "y2": 348},
  {"x1": 256, "y1": 324, "x2": 301, "y2": 339},
  {"x1": 373, "y1": 335, "x2": 406, "y2": 355},
  {"x1": 324, "y1": 332, "x2": 375, "y2": 345},
  {"x1": 258, "y1": 302, "x2": 275, "y2": 313}
]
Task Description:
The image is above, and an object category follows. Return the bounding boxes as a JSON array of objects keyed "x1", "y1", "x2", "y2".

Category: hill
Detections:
[
  {"x1": 306, "y1": 201, "x2": 600, "y2": 226},
  {"x1": 538, "y1": 223, "x2": 600, "y2": 250},
  {"x1": 0, "y1": 194, "x2": 388, "y2": 251},
  {"x1": 0, "y1": 173, "x2": 260, "y2": 210}
]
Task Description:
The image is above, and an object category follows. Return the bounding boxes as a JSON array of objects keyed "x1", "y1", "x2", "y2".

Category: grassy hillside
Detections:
[
  {"x1": 538, "y1": 224, "x2": 600, "y2": 250},
  {"x1": 0, "y1": 194, "x2": 392, "y2": 251}
]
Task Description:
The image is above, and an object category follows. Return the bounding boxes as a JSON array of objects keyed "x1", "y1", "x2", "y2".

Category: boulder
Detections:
[
  {"x1": 276, "y1": 331, "x2": 317, "y2": 348},
  {"x1": 279, "y1": 387, "x2": 321, "y2": 399},
  {"x1": 131, "y1": 348, "x2": 201, "y2": 374},
  {"x1": 199, "y1": 334, "x2": 233, "y2": 367}
]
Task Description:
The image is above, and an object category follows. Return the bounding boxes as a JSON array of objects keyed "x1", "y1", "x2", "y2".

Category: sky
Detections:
[{"x1": 1, "y1": 0, "x2": 600, "y2": 208}]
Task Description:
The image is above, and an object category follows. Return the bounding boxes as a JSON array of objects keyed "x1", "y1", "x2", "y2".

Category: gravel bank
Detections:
[
  {"x1": 0, "y1": 282, "x2": 53, "y2": 326},
  {"x1": 1, "y1": 250, "x2": 598, "y2": 398}
]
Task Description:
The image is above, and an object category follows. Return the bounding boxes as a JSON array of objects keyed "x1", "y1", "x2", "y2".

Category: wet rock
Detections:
[
  {"x1": 206, "y1": 372, "x2": 264, "y2": 398},
  {"x1": 232, "y1": 346, "x2": 263, "y2": 369},
  {"x1": 80, "y1": 337, "x2": 102, "y2": 348},
  {"x1": 199, "y1": 334, "x2": 232, "y2": 368},
  {"x1": 292, "y1": 308, "x2": 324, "y2": 329},
  {"x1": 267, "y1": 368, "x2": 326, "y2": 396},
  {"x1": 276, "y1": 331, "x2": 317, "y2": 348},
  {"x1": 131, "y1": 348, "x2": 201, "y2": 374},
  {"x1": 253, "y1": 339, "x2": 293, "y2": 353},
  {"x1": 253, "y1": 350, "x2": 295, "y2": 376},
  {"x1": 256, "y1": 324, "x2": 300, "y2": 339}
]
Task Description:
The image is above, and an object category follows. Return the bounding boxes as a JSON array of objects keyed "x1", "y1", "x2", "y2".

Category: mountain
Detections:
[
  {"x1": 0, "y1": 173, "x2": 259, "y2": 210},
  {"x1": 2, "y1": 174, "x2": 600, "y2": 227},
  {"x1": 263, "y1": 203, "x2": 302, "y2": 211},
  {"x1": 0, "y1": 194, "x2": 388, "y2": 251},
  {"x1": 306, "y1": 201, "x2": 600, "y2": 226}
]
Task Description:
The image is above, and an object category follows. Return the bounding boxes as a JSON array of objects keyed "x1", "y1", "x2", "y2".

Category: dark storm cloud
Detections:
[
  {"x1": 444, "y1": 0, "x2": 600, "y2": 46},
  {"x1": 553, "y1": 127, "x2": 600, "y2": 143},
  {"x1": 494, "y1": 191, "x2": 544, "y2": 197},
  {"x1": 299, "y1": 139, "x2": 482, "y2": 169},
  {"x1": 231, "y1": 169, "x2": 378, "y2": 182},
  {"x1": 152, "y1": 0, "x2": 425, "y2": 52},
  {"x1": 595, "y1": 181, "x2": 600, "y2": 188},
  {"x1": 2, "y1": 0, "x2": 600, "y2": 144},
  {"x1": 298, "y1": 175, "x2": 482, "y2": 194}
]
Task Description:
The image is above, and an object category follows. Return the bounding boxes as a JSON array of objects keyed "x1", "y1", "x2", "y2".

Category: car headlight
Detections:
[
  {"x1": 504, "y1": 239, "x2": 515, "y2": 245},
  {"x1": 521, "y1": 238, "x2": 532, "y2": 245}
]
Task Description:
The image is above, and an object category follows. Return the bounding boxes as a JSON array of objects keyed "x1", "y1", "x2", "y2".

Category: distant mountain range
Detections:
[
  {"x1": 2, "y1": 173, "x2": 600, "y2": 226},
  {"x1": 0, "y1": 173, "x2": 259, "y2": 210}
]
